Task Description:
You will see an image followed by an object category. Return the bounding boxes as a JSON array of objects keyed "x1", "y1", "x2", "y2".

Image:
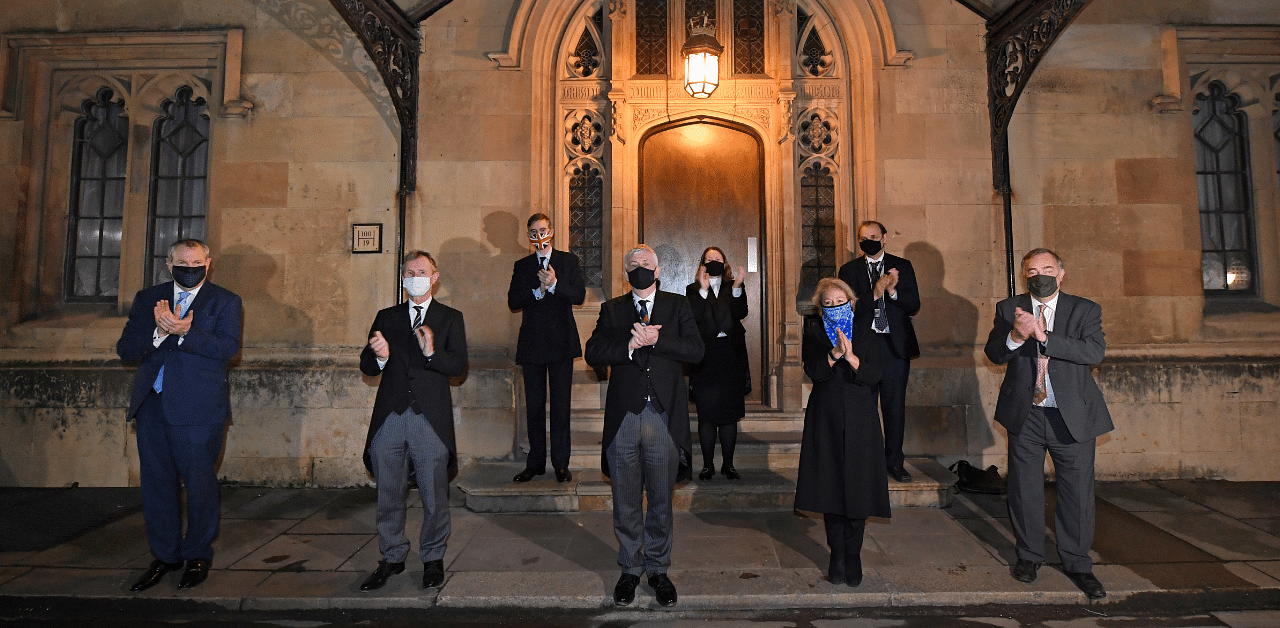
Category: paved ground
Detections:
[{"x1": 1, "y1": 476, "x2": 1279, "y2": 619}]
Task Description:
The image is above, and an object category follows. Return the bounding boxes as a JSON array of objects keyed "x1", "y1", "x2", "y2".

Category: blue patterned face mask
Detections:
[{"x1": 821, "y1": 301, "x2": 855, "y2": 348}]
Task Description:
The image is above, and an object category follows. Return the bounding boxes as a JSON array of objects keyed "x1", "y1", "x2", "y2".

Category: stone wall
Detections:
[{"x1": 3, "y1": 353, "x2": 1278, "y2": 486}]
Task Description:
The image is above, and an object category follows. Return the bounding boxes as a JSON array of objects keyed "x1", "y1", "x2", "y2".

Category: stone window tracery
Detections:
[
  {"x1": 147, "y1": 86, "x2": 210, "y2": 287},
  {"x1": 732, "y1": 0, "x2": 765, "y2": 75},
  {"x1": 66, "y1": 88, "x2": 129, "y2": 302},
  {"x1": 799, "y1": 163, "x2": 835, "y2": 300},
  {"x1": 1194, "y1": 81, "x2": 1257, "y2": 295},
  {"x1": 635, "y1": 0, "x2": 668, "y2": 75},
  {"x1": 569, "y1": 161, "x2": 605, "y2": 288},
  {"x1": 559, "y1": 4, "x2": 609, "y2": 290}
]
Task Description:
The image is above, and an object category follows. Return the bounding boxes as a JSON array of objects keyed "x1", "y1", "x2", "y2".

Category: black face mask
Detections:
[
  {"x1": 704, "y1": 261, "x2": 725, "y2": 277},
  {"x1": 627, "y1": 266, "x2": 656, "y2": 290},
  {"x1": 859, "y1": 239, "x2": 883, "y2": 256},
  {"x1": 1027, "y1": 274, "x2": 1057, "y2": 299},
  {"x1": 172, "y1": 265, "x2": 207, "y2": 289}
]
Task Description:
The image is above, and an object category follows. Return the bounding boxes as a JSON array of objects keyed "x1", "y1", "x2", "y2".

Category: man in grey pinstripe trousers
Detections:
[{"x1": 585, "y1": 245, "x2": 704, "y2": 607}]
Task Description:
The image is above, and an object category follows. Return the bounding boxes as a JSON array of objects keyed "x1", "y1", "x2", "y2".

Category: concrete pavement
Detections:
[{"x1": 1, "y1": 472, "x2": 1279, "y2": 613}]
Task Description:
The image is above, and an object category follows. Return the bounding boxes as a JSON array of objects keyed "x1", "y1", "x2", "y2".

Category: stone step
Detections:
[{"x1": 455, "y1": 458, "x2": 957, "y2": 514}]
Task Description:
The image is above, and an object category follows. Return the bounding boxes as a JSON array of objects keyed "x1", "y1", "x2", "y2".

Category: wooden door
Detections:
[{"x1": 640, "y1": 120, "x2": 765, "y2": 404}]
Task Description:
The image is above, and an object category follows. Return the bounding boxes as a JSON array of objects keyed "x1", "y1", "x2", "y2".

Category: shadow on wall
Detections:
[
  {"x1": 435, "y1": 211, "x2": 526, "y2": 350},
  {"x1": 900, "y1": 241, "x2": 996, "y2": 461},
  {"x1": 216, "y1": 245, "x2": 314, "y2": 348}
]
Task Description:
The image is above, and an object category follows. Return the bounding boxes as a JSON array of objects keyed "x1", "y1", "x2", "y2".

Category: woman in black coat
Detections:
[
  {"x1": 794, "y1": 277, "x2": 888, "y2": 587},
  {"x1": 685, "y1": 246, "x2": 750, "y2": 481}
]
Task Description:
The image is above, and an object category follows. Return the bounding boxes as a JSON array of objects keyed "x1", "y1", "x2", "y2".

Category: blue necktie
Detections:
[{"x1": 153, "y1": 291, "x2": 191, "y2": 393}]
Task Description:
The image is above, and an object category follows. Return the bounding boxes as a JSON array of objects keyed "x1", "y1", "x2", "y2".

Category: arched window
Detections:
[
  {"x1": 799, "y1": 163, "x2": 835, "y2": 299},
  {"x1": 66, "y1": 88, "x2": 129, "y2": 301},
  {"x1": 147, "y1": 86, "x2": 210, "y2": 287},
  {"x1": 1194, "y1": 81, "x2": 1257, "y2": 295}
]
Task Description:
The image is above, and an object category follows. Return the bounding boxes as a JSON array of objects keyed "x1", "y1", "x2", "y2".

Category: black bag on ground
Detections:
[{"x1": 949, "y1": 460, "x2": 1007, "y2": 495}]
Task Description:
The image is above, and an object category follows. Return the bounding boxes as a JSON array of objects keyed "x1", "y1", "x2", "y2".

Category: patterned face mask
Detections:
[{"x1": 821, "y1": 301, "x2": 855, "y2": 348}]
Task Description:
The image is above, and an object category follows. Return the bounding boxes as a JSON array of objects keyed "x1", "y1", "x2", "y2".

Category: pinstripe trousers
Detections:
[
  {"x1": 370, "y1": 408, "x2": 451, "y2": 564},
  {"x1": 606, "y1": 403, "x2": 680, "y2": 576}
]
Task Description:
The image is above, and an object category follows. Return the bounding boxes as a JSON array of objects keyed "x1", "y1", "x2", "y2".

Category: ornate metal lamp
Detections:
[{"x1": 682, "y1": 13, "x2": 723, "y2": 98}]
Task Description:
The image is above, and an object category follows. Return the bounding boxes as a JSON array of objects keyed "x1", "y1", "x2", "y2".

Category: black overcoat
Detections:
[{"x1": 793, "y1": 316, "x2": 891, "y2": 520}]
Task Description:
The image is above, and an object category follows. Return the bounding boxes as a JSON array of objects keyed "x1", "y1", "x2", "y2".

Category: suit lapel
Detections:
[
  {"x1": 1052, "y1": 293, "x2": 1075, "y2": 334},
  {"x1": 184, "y1": 282, "x2": 212, "y2": 315}
]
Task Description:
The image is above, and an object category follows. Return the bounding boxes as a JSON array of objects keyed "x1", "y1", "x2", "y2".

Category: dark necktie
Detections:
[
  {"x1": 637, "y1": 299, "x2": 649, "y2": 325},
  {"x1": 540, "y1": 257, "x2": 548, "y2": 270},
  {"x1": 870, "y1": 261, "x2": 889, "y2": 332},
  {"x1": 412, "y1": 305, "x2": 424, "y2": 329}
]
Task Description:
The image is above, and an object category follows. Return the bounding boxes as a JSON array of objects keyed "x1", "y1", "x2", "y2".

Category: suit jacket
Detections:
[
  {"x1": 359, "y1": 299, "x2": 468, "y2": 473},
  {"x1": 507, "y1": 249, "x2": 585, "y2": 364},
  {"x1": 983, "y1": 292, "x2": 1113, "y2": 442},
  {"x1": 838, "y1": 253, "x2": 920, "y2": 360},
  {"x1": 584, "y1": 290, "x2": 705, "y2": 478},
  {"x1": 117, "y1": 281, "x2": 242, "y2": 426},
  {"x1": 684, "y1": 280, "x2": 747, "y2": 344}
]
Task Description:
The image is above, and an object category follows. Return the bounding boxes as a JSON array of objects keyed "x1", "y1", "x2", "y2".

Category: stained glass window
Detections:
[
  {"x1": 66, "y1": 88, "x2": 128, "y2": 301},
  {"x1": 635, "y1": 0, "x2": 667, "y2": 75},
  {"x1": 1194, "y1": 81, "x2": 1256, "y2": 295},
  {"x1": 569, "y1": 163, "x2": 605, "y2": 288},
  {"x1": 733, "y1": 0, "x2": 765, "y2": 75},
  {"x1": 800, "y1": 164, "x2": 836, "y2": 300},
  {"x1": 147, "y1": 86, "x2": 210, "y2": 286}
]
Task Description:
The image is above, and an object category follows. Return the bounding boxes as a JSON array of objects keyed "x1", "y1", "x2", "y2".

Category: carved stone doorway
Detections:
[{"x1": 639, "y1": 119, "x2": 766, "y2": 405}]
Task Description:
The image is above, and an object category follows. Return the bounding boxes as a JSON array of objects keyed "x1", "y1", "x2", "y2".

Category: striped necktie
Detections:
[{"x1": 152, "y1": 291, "x2": 190, "y2": 393}]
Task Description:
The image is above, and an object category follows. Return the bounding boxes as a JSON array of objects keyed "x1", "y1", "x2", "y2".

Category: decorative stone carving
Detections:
[
  {"x1": 609, "y1": 0, "x2": 626, "y2": 18},
  {"x1": 632, "y1": 107, "x2": 664, "y2": 129},
  {"x1": 796, "y1": 108, "x2": 836, "y2": 158},
  {"x1": 738, "y1": 107, "x2": 770, "y2": 128},
  {"x1": 565, "y1": 110, "x2": 606, "y2": 158}
]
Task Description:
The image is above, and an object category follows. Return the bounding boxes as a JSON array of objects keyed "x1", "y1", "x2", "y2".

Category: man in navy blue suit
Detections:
[{"x1": 116, "y1": 239, "x2": 242, "y2": 592}]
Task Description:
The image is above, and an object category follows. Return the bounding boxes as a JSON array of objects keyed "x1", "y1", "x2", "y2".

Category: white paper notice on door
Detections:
[{"x1": 747, "y1": 237, "x2": 758, "y2": 273}]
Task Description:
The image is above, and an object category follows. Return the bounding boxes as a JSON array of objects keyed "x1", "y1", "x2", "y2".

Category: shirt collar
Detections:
[
  {"x1": 1033, "y1": 292, "x2": 1059, "y2": 314},
  {"x1": 409, "y1": 296, "x2": 433, "y2": 311},
  {"x1": 709, "y1": 276, "x2": 722, "y2": 290},
  {"x1": 865, "y1": 252, "x2": 885, "y2": 264},
  {"x1": 174, "y1": 283, "x2": 202, "y2": 302}
]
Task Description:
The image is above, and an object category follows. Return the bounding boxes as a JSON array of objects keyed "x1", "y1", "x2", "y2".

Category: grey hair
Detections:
[
  {"x1": 401, "y1": 250, "x2": 437, "y2": 273},
  {"x1": 624, "y1": 244, "x2": 657, "y2": 268},
  {"x1": 1022, "y1": 248, "x2": 1064, "y2": 270},
  {"x1": 167, "y1": 239, "x2": 210, "y2": 260}
]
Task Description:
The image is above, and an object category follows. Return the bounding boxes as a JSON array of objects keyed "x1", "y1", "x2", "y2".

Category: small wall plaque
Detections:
[{"x1": 352, "y1": 223, "x2": 382, "y2": 253}]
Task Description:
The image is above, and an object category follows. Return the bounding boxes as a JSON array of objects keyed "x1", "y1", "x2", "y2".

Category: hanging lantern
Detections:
[{"x1": 682, "y1": 13, "x2": 723, "y2": 98}]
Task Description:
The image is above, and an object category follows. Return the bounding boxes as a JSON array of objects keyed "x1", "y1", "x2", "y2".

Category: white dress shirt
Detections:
[
  {"x1": 627, "y1": 290, "x2": 657, "y2": 360},
  {"x1": 532, "y1": 250, "x2": 557, "y2": 300}
]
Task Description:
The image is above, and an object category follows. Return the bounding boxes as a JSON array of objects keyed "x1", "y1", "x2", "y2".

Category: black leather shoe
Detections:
[
  {"x1": 177, "y1": 558, "x2": 211, "y2": 590},
  {"x1": 698, "y1": 467, "x2": 714, "y2": 481},
  {"x1": 676, "y1": 463, "x2": 693, "y2": 482},
  {"x1": 130, "y1": 559, "x2": 183, "y2": 591},
  {"x1": 648, "y1": 573, "x2": 677, "y2": 607},
  {"x1": 555, "y1": 468, "x2": 572, "y2": 483},
  {"x1": 888, "y1": 467, "x2": 912, "y2": 483},
  {"x1": 513, "y1": 467, "x2": 545, "y2": 483},
  {"x1": 1065, "y1": 571, "x2": 1107, "y2": 599},
  {"x1": 613, "y1": 573, "x2": 640, "y2": 606},
  {"x1": 1012, "y1": 559, "x2": 1041, "y2": 583},
  {"x1": 721, "y1": 466, "x2": 741, "y2": 480},
  {"x1": 422, "y1": 559, "x2": 445, "y2": 589},
  {"x1": 360, "y1": 561, "x2": 405, "y2": 591}
]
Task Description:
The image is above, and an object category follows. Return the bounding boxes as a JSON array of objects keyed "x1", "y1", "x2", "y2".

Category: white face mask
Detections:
[{"x1": 402, "y1": 276, "x2": 432, "y2": 297}]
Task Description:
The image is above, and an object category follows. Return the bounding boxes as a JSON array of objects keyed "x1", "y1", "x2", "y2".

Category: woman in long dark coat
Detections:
[
  {"x1": 685, "y1": 246, "x2": 750, "y2": 481},
  {"x1": 794, "y1": 277, "x2": 889, "y2": 587}
]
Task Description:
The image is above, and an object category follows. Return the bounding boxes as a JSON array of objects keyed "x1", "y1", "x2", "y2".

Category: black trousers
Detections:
[
  {"x1": 875, "y1": 334, "x2": 910, "y2": 469},
  {"x1": 522, "y1": 358, "x2": 574, "y2": 471}
]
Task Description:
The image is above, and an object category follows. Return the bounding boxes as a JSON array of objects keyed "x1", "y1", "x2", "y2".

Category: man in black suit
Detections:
[
  {"x1": 508, "y1": 213, "x2": 585, "y2": 483},
  {"x1": 837, "y1": 221, "x2": 920, "y2": 483},
  {"x1": 585, "y1": 245, "x2": 704, "y2": 608},
  {"x1": 358, "y1": 251, "x2": 468, "y2": 591},
  {"x1": 117, "y1": 239, "x2": 242, "y2": 592},
  {"x1": 984, "y1": 248, "x2": 1112, "y2": 600}
]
